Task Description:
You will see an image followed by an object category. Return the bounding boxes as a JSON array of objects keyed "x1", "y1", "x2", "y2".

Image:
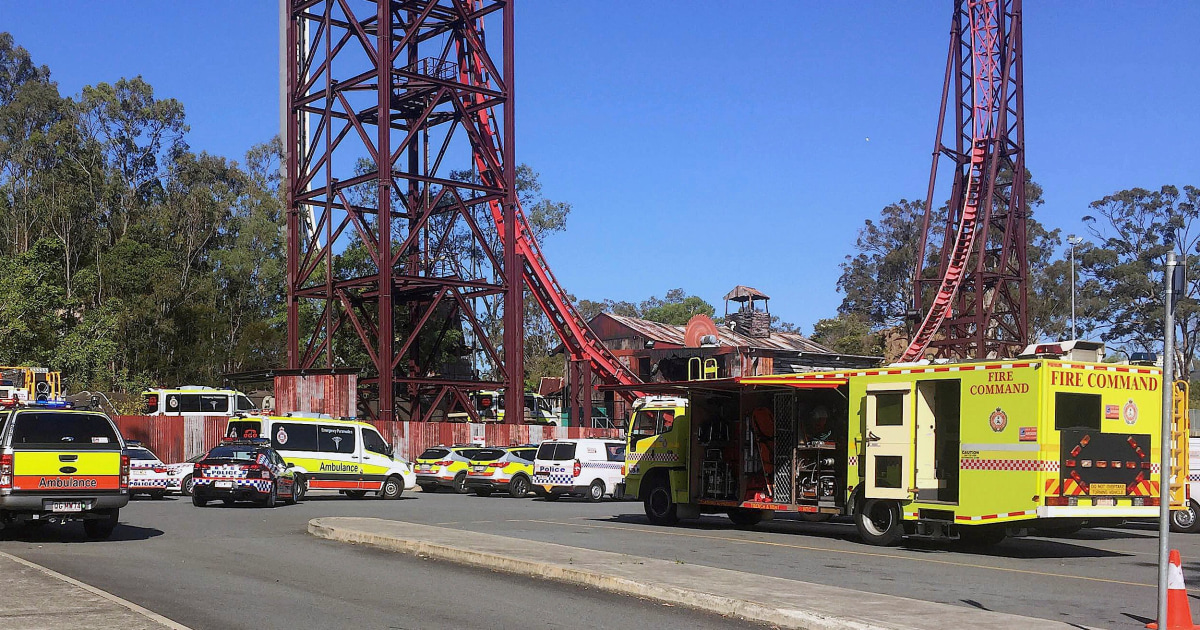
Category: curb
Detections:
[
  {"x1": 0, "y1": 550, "x2": 193, "y2": 630},
  {"x1": 309, "y1": 518, "x2": 898, "y2": 630}
]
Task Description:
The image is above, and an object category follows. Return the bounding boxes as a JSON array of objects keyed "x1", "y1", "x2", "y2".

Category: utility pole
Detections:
[
  {"x1": 1067, "y1": 235, "x2": 1082, "y2": 339},
  {"x1": 1158, "y1": 251, "x2": 1182, "y2": 627}
]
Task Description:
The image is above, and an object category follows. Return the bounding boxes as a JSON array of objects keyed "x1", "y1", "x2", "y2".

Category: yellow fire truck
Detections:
[{"x1": 621, "y1": 346, "x2": 1178, "y2": 546}]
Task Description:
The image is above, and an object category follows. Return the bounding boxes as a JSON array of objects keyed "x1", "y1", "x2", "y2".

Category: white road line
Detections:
[{"x1": 0, "y1": 550, "x2": 193, "y2": 630}]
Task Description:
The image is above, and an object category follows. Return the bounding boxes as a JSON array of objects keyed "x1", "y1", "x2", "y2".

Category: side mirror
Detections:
[{"x1": 285, "y1": 462, "x2": 295, "y2": 468}]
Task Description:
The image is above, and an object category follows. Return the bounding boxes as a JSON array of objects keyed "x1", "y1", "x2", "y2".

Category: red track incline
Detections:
[
  {"x1": 901, "y1": 0, "x2": 1005, "y2": 362},
  {"x1": 456, "y1": 23, "x2": 642, "y2": 393}
]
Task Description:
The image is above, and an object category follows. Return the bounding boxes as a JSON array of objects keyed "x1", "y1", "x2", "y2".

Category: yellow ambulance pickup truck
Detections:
[
  {"x1": 621, "y1": 348, "x2": 1171, "y2": 546},
  {"x1": 0, "y1": 401, "x2": 129, "y2": 538}
]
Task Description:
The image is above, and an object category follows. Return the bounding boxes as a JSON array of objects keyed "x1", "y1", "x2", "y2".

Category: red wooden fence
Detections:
[{"x1": 112, "y1": 416, "x2": 621, "y2": 463}]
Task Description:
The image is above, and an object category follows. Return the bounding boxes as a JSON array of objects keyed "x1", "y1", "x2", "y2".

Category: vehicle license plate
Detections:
[
  {"x1": 417, "y1": 465, "x2": 429, "y2": 472},
  {"x1": 473, "y1": 466, "x2": 485, "y2": 472},
  {"x1": 1090, "y1": 483, "x2": 1125, "y2": 496},
  {"x1": 215, "y1": 481, "x2": 234, "y2": 489},
  {"x1": 1094, "y1": 498, "x2": 1116, "y2": 507},
  {"x1": 51, "y1": 502, "x2": 84, "y2": 513}
]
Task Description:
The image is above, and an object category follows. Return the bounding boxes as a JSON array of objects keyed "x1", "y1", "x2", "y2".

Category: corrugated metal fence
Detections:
[{"x1": 112, "y1": 416, "x2": 621, "y2": 463}]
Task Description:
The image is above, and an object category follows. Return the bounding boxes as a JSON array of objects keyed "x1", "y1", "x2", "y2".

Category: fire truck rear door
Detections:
[{"x1": 864, "y1": 382, "x2": 913, "y2": 500}]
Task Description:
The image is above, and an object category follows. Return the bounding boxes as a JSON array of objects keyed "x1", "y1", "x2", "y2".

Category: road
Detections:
[
  {"x1": 1, "y1": 488, "x2": 1190, "y2": 629},
  {"x1": 0, "y1": 493, "x2": 757, "y2": 630}
]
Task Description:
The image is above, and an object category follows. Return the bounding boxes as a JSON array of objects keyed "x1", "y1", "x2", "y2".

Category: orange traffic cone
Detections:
[{"x1": 1148, "y1": 549, "x2": 1200, "y2": 629}]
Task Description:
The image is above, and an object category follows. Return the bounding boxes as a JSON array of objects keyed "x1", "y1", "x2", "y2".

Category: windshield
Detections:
[
  {"x1": 471, "y1": 448, "x2": 506, "y2": 462},
  {"x1": 128, "y1": 448, "x2": 158, "y2": 460},
  {"x1": 226, "y1": 420, "x2": 262, "y2": 440},
  {"x1": 536, "y1": 442, "x2": 576, "y2": 461},
  {"x1": 11, "y1": 412, "x2": 119, "y2": 445},
  {"x1": 204, "y1": 446, "x2": 265, "y2": 461},
  {"x1": 419, "y1": 448, "x2": 450, "y2": 460}
]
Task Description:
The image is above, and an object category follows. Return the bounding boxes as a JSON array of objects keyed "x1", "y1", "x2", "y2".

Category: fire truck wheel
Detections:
[
  {"x1": 1171, "y1": 502, "x2": 1200, "y2": 533},
  {"x1": 644, "y1": 480, "x2": 679, "y2": 526},
  {"x1": 855, "y1": 499, "x2": 903, "y2": 546},
  {"x1": 728, "y1": 508, "x2": 764, "y2": 527}
]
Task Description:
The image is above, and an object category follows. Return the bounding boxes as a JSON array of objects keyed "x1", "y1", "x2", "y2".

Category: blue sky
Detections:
[{"x1": 3, "y1": 2, "x2": 1197, "y2": 334}]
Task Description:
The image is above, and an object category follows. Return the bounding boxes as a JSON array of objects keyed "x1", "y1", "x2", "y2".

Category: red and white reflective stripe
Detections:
[
  {"x1": 960, "y1": 459, "x2": 1057, "y2": 472},
  {"x1": 956, "y1": 510, "x2": 1036, "y2": 522},
  {"x1": 1049, "y1": 361, "x2": 1159, "y2": 375},
  {"x1": 847, "y1": 456, "x2": 859, "y2": 466}
]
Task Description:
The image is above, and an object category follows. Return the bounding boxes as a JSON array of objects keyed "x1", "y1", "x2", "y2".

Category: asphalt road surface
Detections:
[{"x1": 1, "y1": 488, "x2": 1190, "y2": 629}]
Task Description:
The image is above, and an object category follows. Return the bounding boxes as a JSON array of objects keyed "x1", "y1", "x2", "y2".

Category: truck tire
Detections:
[
  {"x1": 728, "y1": 508, "x2": 765, "y2": 527},
  {"x1": 1172, "y1": 501, "x2": 1200, "y2": 533},
  {"x1": 855, "y1": 499, "x2": 903, "y2": 546},
  {"x1": 644, "y1": 479, "x2": 678, "y2": 526},
  {"x1": 83, "y1": 509, "x2": 118, "y2": 540}
]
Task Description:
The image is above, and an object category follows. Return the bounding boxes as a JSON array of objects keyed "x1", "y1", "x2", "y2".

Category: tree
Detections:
[
  {"x1": 827, "y1": 172, "x2": 1065, "y2": 353},
  {"x1": 1079, "y1": 185, "x2": 1200, "y2": 376},
  {"x1": 811, "y1": 314, "x2": 883, "y2": 356}
]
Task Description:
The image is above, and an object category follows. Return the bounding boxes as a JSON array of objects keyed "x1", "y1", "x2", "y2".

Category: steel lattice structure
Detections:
[
  {"x1": 283, "y1": 0, "x2": 522, "y2": 422},
  {"x1": 906, "y1": 0, "x2": 1028, "y2": 361}
]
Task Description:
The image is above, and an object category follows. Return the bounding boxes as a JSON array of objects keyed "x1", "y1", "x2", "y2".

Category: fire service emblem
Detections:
[{"x1": 988, "y1": 407, "x2": 1008, "y2": 432}]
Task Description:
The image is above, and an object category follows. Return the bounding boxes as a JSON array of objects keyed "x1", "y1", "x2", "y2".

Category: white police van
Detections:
[{"x1": 532, "y1": 438, "x2": 625, "y2": 502}]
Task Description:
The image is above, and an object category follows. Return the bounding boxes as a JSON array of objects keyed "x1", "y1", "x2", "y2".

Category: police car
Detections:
[
  {"x1": 190, "y1": 439, "x2": 300, "y2": 507},
  {"x1": 126, "y1": 441, "x2": 171, "y2": 499}
]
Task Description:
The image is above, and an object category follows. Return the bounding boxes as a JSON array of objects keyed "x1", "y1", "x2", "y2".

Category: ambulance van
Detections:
[{"x1": 226, "y1": 414, "x2": 415, "y2": 499}]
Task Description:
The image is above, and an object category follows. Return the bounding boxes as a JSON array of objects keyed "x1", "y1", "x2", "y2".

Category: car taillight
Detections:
[
  {"x1": 488, "y1": 462, "x2": 511, "y2": 469},
  {"x1": 435, "y1": 460, "x2": 452, "y2": 467},
  {"x1": 246, "y1": 463, "x2": 266, "y2": 478},
  {"x1": 120, "y1": 455, "x2": 130, "y2": 489},
  {"x1": 621, "y1": 463, "x2": 626, "y2": 476},
  {"x1": 0, "y1": 454, "x2": 12, "y2": 489},
  {"x1": 572, "y1": 460, "x2": 581, "y2": 477},
  {"x1": 194, "y1": 465, "x2": 205, "y2": 478},
  {"x1": 1045, "y1": 496, "x2": 1070, "y2": 506},
  {"x1": 153, "y1": 466, "x2": 169, "y2": 474},
  {"x1": 1144, "y1": 497, "x2": 1161, "y2": 506}
]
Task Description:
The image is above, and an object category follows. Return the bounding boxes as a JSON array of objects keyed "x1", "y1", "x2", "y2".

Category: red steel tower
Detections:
[
  {"x1": 906, "y1": 0, "x2": 1028, "y2": 361},
  {"x1": 283, "y1": 0, "x2": 523, "y2": 422}
]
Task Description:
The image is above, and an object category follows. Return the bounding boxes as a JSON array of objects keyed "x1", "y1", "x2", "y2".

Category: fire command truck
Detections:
[{"x1": 620, "y1": 342, "x2": 1184, "y2": 546}]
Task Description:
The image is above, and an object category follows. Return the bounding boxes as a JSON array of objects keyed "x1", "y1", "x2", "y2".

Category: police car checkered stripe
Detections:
[
  {"x1": 959, "y1": 459, "x2": 1058, "y2": 472},
  {"x1": 1189, "y1": 473, "x2": 1200, "y2": 482},
  {"x1": 847, "y1": 456, "x2": 858, "y2": 466},
  {"x1": 193, "y1": 477, "x2": 274, "y2": 493},
  {"x1": 532, "y1": 473, "x2": 576, "y2": 485}
]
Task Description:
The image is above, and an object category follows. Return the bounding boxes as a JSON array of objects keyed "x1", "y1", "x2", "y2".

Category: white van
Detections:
[
  {"x1": 532, "y1": 438, "x2": 625, "y2": 502},
  {"x1": 144, "y1": 387, "x2": 256, "y2": 417},
  {"x1": 225, "y1": 413, "x2": 415, "y2": 499}
]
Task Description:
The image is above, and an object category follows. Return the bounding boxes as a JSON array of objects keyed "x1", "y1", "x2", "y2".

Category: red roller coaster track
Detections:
[
  {"x1": 904, "y1": 0, "x2": 1028, "y2": 362},
  {"x1": 456, "y1": 8, "x2": 641, "y2": 393}
]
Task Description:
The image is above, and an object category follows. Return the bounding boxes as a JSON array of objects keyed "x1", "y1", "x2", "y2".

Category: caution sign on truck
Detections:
[{"x1": 619, "y1": 344, "x2": 1171, "y2": 546}]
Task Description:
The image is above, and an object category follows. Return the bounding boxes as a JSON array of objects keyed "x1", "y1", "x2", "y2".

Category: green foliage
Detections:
[
  {"x1": 576, "y1": 288, "x2": 717, "y2": 327},
  {"x1": 1079, "y1": 185, "x2": 1200, "y2": 375},
  {"x1": 829, "y1": 171, "x2": 1064, "y2": 353},
  {"x1": 811, "y1": 314, "x2": 882, "y2": 356},
  {"x1": 0, "y1": 33, "x2": 286, "y2": 392}
]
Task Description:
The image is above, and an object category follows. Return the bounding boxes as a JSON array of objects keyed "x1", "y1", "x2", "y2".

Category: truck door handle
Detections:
[{"x1": 865, "y1": 431, "x2": 881, "y2": 443}]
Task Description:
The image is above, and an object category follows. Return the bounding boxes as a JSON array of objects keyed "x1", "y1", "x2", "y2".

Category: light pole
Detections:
[{"x1": 1067, "y1": 235, "x2": 1083, "y2": 340}]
